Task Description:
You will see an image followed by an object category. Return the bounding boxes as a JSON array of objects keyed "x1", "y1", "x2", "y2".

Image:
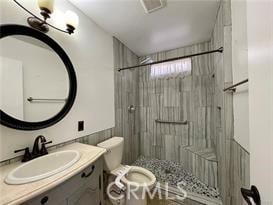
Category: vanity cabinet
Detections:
[{"x1": 24, "y1": 158, "x2": 104, "y2": 205}]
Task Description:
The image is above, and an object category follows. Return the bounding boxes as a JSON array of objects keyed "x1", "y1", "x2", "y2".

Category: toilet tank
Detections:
[{"x1": 97, "y1": 137, "x2": 124, "y2": 171}]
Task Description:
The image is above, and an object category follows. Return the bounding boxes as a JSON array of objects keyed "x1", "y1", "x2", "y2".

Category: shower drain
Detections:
[{"x1": 164, "y1": 168, "x2": 172, "y2": 174}]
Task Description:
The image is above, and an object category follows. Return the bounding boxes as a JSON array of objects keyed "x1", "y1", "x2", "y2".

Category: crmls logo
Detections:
[{"x1": 107, "y1": 181, "x2": 188, "y2": 201}]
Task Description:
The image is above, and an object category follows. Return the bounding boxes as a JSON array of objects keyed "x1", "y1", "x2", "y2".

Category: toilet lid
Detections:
[{"x1": 121, "y1": 166, "x2": 156, "y2": 188}]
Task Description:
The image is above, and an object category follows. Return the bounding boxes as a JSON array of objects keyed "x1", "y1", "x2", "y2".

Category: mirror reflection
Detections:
[{"x1": 0, "y1": 35, "x2": 69, "y2": 122}]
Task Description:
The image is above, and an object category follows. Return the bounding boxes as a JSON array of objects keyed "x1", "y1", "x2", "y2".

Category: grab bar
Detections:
[
  {"x1": 155, "y1": 119, "x2": 188, "y2": 125},
  {"x1": 27, "y1": 97, "x2": 67, "y2": 103}
]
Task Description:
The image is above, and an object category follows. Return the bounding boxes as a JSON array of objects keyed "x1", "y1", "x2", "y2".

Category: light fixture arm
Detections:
[{"x1": 13, "y1": 0, "x2": 74, "y2": 34}]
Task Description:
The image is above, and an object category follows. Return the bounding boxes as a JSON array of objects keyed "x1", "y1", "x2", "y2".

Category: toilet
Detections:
[{"x1": 97, "y1": 137, "x2": 156, "y2": 205}]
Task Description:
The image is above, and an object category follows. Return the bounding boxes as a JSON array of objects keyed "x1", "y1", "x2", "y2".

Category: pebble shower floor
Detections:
[{"x1": 133, "y1": 156, "x2": 220, "y2": 200}]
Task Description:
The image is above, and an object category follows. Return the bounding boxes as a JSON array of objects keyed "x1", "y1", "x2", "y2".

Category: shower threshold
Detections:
[{"x1": 133, "y1": 156, "x2": 222, "y2": 205}]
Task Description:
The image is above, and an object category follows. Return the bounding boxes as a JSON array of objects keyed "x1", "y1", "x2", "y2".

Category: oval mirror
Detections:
[{"x1": 0, "y1": 24, "x2": 77, "y2": 130}]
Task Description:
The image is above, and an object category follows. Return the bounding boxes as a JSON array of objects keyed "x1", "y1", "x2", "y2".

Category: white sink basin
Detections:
[{"x1": 5, "y1": 150, "x2": 80, "y2": 185}]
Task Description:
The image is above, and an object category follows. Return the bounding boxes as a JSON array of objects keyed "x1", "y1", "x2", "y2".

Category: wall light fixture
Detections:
[{"x1": 14, "y1": 0, "x2": 79, "y2": 34}]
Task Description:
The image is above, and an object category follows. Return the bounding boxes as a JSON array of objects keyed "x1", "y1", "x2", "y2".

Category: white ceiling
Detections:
[{"x1": 69, "y1": 0, "x2": 220, "y2": 56}]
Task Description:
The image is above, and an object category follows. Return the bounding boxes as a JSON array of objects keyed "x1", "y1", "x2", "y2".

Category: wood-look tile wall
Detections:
[
  {"x1": 210, "y1": 0, "x2": 250, "y2": 204},
  {"x1": 112, "y1": 38, "x2": 219, "y2": 187},
  {"x1": 112, "y1": 37, "x2": 219, "y2": 187},
  {"x1": 138, "y1": 43, "x2": 218, "y2": 188},
  {"x1": 230, "y1": 140, "x2": 250, "y2": 205},
  {"x1": 139, "y1": 42, "x2": 214, "y2": 152},
  {"x1": 112, "y1": 37, "x2": 140, "y2": 165}
]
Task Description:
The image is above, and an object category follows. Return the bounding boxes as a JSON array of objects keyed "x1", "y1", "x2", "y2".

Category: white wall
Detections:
[
  {"x1": 0, "y1": 56, "x2": 24, "y2": 119},
  {"x1": 231, "y1": 0, "x2": 250, "y2": 151},
  {"x1": 247, "y1": 0, "x2": 273, "y2": 204},
  {"x1": 0, "y1": 0, "x2": 114, "y2": 161}
]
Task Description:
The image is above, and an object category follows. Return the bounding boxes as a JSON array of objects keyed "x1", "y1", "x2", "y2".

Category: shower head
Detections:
[{"x1": 140, "y1": 56, "x2": 153, "y2": 65}]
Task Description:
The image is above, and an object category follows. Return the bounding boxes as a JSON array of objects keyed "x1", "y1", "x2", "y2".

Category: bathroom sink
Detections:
[{"x1": 5, "y1": 150, "x2": 80, "y2": 185}]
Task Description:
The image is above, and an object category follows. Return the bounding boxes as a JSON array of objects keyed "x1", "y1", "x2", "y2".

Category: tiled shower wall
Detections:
[
  {"x1": 112, "y1": 38, "x2": 218, "y2": 187},
  {"x1": 138, "y1": 42, "x2": 215, "y2": 159},
  {"x1": 112, "y1": 38, "x2": 140, "y2": 164},
  {"x1": 211, "y1": 0, "x2": 250, "y2": 204}
]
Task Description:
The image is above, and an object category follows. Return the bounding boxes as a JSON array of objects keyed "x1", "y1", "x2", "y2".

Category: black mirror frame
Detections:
[{"x1": 0, "y1": 24, "x2": 77, "y2": 130}]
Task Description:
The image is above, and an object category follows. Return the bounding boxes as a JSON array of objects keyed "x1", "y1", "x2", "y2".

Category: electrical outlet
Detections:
[{"x1": 78, "y1": 121, "x2": 84, "y2": 131}]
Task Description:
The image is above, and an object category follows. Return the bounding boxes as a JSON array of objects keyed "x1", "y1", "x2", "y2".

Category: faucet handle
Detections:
[
  {"x1": 40, "y1": 141, "x2": 53, "y2": 155},
  {"x1": 14, "y1": 147, "x2": 28, "y2": 153},
  {"x1": 14, "y1": 147, "x2": 32, "y2": 162},
  {"x1": 42, "y1": 140, "x2": 52, "y2": 146}
]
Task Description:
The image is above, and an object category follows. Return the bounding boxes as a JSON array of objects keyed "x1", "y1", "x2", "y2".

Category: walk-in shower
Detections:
[{"x1": 113, "y1": 37, "x2": 224, "y2": 204}]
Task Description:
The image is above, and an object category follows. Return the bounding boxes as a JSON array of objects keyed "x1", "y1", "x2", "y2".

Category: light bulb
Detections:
[
  {"x1": 65, "y1": 10, "x2": 79, "y2": 29},
  {"x1": 38, "y1": 0, "x2": 54, "y2": 13}
]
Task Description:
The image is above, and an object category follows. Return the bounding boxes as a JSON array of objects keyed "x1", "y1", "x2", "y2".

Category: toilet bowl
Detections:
[
  {"x1": 97, "y1": 137, "x2": 156, "y2": 205},
  {"x1": 121, "y1": 166, "x2": 156, "y2": 205},
  {"x1": 121, "y1": 166, "x2": 156, "y2": 190}
]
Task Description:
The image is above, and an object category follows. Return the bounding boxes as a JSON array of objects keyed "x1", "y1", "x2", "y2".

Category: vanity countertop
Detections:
[{"x1": 0, "y1": 143, "x2": 106, "y2": 205}]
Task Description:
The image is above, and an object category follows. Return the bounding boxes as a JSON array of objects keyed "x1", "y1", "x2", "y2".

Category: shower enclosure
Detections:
[{"x1": 113, "y1": 37, "x2": 221, "y2": 204}]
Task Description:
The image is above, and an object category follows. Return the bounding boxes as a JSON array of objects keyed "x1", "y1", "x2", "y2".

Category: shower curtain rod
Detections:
[{"x1": 117, "y1": 47, "x2": 223, "y2": 72}]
